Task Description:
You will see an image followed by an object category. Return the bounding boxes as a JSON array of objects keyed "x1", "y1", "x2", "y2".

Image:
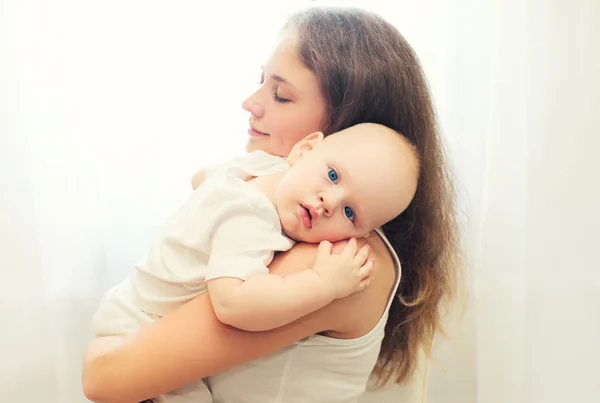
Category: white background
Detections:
[{"x1": 1, "y1": 1, "x2": 599, "y2": 402}]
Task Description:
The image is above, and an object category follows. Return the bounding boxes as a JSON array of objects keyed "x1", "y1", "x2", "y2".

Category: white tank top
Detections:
[{"x1": 206, "y1": 228, "x2": 401, "y2": 403}]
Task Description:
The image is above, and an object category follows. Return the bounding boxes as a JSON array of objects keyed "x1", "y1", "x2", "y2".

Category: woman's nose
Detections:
[{"x1": 242, "y1": 91, "x2": 264, "y2": 118}]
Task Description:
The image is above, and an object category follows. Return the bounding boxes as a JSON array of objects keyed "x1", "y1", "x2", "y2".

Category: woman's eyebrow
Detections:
[
  {"x1": 271, "y1": 74, "x2": 297, "y2": 90},
  {"x1": 261, "y1": 66, "x2": 298, "y2": 90}
]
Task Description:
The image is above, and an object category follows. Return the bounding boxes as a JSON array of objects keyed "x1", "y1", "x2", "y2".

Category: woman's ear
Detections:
[{"x1": 287, "y1": 132, "x2": 324, "y2": 165}]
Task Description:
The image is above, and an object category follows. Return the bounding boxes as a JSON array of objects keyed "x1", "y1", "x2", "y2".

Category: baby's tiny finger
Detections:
[
  {"x1": 318, "y1": 240, "x2": 333, "y2": 257},
  {"x1": 342, "y1": 237, "x2": 358, "y2": 258},
  {"x1": 359, "y1": 258, "x2": 374, "y2": 279},
  {"x1": 359, "y1": 276, "x2": 372, "y2": 290},
  {"x1": 353, "y1": 244, "x2": 370, "y2": 265}
]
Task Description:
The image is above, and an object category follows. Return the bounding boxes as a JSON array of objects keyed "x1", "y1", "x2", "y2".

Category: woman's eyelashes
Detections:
[
  {"x1": 272, "y1": 92, "x2": 291, "y2": 103},
  {"x1": 327, "y1": 168, "x2": 356, "y2": 224},
  {"x1": 259, "y1": 73, "x2": 291, "y2": 103}
]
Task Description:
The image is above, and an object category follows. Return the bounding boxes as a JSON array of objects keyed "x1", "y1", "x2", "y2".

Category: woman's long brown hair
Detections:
[{"x1": 288, "y1": 7, "x2": 462, "y2": 385}]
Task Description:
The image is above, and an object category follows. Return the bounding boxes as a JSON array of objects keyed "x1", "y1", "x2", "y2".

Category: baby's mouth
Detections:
[{"x1": 300, "y1": 204, "x2": 312, "y2": 229}]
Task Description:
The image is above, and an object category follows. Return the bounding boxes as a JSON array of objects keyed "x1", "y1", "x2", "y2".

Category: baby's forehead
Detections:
[
  {"x1": 324, "y1": 129, "x2": 401, "y2": 161},
  {"x1": 326, "y1": 126, "x2": 417, "y2": 188},
  {"x1": 326, "y1": 144, "x2": 405, "y2": 189},
  {"x1": 326, "y1": 124, "x2": 400, "y2": 148},
  {"x1": 336, "y1": 148, "x2": 411, "y2": 230}
]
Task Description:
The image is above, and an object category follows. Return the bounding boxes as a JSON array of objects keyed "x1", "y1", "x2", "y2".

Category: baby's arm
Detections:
[{"x1": 208, "y1": 238, "x2": 373, "y2": 331}]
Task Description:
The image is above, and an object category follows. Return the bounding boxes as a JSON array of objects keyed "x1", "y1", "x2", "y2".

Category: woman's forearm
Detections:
[
  {"x1": 82, "y1": 242, "x2": 355, "y2": 403},
  {"x1": 83, "y1": 336, "x2": 142, "y2": 403},
  {"x1": 82, "y1": 291, "x2": 327, "y2": 403},
  {"x1": 83, "y1": 294, "x2": 251, "y2": 402}
]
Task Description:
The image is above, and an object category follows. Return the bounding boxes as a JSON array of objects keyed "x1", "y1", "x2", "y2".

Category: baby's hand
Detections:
[{"x1": 312, "y1": 238, "x2": 374, "y2": 300}]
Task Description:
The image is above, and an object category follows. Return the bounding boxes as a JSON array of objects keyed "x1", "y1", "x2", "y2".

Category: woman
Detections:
[{"x1": 82, "y1": 7, "x2": 461, "y2": 403}]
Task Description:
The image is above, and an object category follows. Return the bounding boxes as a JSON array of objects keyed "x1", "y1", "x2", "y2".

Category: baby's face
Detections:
[{"x1": 274, "y1": 124, "x2": 419, "y2": 243}]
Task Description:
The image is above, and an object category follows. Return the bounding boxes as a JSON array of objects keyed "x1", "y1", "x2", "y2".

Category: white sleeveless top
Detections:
[{"x1": 206, "y1": 228, "x2": 401, "y2": 403}]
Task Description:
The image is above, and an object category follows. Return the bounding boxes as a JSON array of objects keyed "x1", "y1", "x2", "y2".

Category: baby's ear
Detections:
[{"x1": 287, "y1": 132, "x2": 324, "y2": 165}]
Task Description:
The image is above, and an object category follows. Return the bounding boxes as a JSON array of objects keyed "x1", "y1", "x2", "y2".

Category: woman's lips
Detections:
[{"x1": 248, "y1": 125, "x2": 269, "y2": 137}]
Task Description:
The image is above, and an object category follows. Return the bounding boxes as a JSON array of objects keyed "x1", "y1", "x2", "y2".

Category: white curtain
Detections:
[{"x1": 1, "y1": 1, "x2": 598, "y2": 402}]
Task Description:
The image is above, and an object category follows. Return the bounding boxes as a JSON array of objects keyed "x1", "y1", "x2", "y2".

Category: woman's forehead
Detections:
[{"x1": 264, "y1": 33, "x2": 305, "y2": 80}]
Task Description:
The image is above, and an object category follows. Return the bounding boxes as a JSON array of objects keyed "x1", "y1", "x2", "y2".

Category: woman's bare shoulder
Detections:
[{"x1": 269, "y1": 234, "x2": 397, "y2": 338}]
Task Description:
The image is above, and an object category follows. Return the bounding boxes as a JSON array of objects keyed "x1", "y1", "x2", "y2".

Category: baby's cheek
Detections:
[{"x1": 321, "y1": 226, "x2": 348, "y2": 244}]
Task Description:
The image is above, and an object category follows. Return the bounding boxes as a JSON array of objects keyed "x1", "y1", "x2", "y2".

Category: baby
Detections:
[{"x1": 92, "y1": 122, "x2": 419, "y2": 402}]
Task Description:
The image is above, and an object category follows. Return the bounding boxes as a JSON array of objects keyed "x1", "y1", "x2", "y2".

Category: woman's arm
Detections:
[
  {"x1": 82, "y1": 240, "x2": 391, "y2": 403},
  {"x1": 82, "y1": 244, "x2": 332, "y2": 403},
  {"x1": 83, "y1": 294, "x2": 327, "y2": 403}
]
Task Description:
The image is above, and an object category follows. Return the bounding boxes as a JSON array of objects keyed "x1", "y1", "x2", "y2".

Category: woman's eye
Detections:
[
  {"x1": 272, "y1": 93, "x2": 291, "y2": 103},
  {"x1": 328, "y1": 168, "x2": 338, "y2": 183},
  {"x1": 344, "y1": 206, "x2": 355, "y2": 221}
]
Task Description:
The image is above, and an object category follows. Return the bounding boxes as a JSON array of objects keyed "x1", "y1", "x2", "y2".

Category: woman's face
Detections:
[{"x1": 242, "y1": 30, "x2": 328, "y2": 157}]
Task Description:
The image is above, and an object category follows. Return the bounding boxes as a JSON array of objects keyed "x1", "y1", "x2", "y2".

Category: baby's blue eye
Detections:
[
  {"x1": 344, "y1": 206, "x2": 355, "y2": 221},
  {"x1": 328, "y1": 168, "x2": 338, "y2": 183}
]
